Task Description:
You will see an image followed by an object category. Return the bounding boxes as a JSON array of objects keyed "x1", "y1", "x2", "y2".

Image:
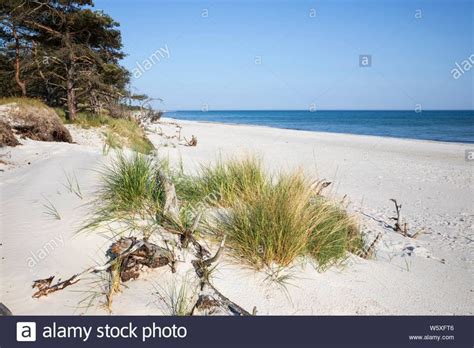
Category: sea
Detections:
[{"x1": 165, "y1": 110, "x2": 474, "y2": 144}]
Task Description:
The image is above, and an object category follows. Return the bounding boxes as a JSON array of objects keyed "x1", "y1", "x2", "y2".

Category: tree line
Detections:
[{"x1": 0, "y1": 0, "x2": 146, "y2": 120}]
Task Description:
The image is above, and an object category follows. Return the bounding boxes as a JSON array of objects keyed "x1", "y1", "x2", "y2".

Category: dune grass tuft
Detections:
[
  {"x1": 107, "y1": 118, "x2": 154, "y2": 154},
  {"x1": 174, "y1": 156, "x2": 267, "y2": 206},
  {"x1": 175, "y1": 158, "x2": 364, "y2": 270},
  {"x1": 218, "y1": 171, "x2": 362, "y2": 269},
  {"x1": 84, "y1": 152, "x2": 166, "y2": 236}
]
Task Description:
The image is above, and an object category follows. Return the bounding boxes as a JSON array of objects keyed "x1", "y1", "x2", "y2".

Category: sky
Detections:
[{"x1": 94, "y1": 0, "x2": 473, "y2": 111}]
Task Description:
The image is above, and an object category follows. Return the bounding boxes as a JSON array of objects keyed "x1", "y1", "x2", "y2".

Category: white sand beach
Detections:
[{"x1": 1, "y1": 118, "x2": 473, "y2": 315}]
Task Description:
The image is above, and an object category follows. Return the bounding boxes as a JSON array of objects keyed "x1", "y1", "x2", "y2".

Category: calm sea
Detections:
[{"x1": 166, "y1": 110, "x2": 474, "y2": 144}]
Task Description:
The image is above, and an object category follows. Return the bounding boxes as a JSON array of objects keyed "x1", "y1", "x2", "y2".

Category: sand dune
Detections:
[{"x1": 0, "y1": 119, "x2": 472, "y2": 315}]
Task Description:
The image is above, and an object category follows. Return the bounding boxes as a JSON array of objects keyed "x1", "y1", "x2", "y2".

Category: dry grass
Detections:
[
  {"x1": 0, "y1": 97, "x2": 49, "y2": 108},
  {"x1": 56, "y1": 110, "x2": 154, "y2": 154},
  {"x1": 171, "y1": 157, "x2": 364, "y2": 270}
]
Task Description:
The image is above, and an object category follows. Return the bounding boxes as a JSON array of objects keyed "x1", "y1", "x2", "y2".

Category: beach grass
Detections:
[
  {"x1": 174, "y1": 156, "x2": 267, "y2": 206},
  {"x1": 83, "y1": 152, "x2": 166, "y2": 235},
  {"x1": 0, "y1": 97, "x2": 52, "y2": 108},
  {"x1": 56, "y1": 110, "x2": 154, "y2": 155},
  {"x1": 154, "y1": 276, "x2": 197, "y2": 316},
  {"x1": 63, "y1": 170, "x2": 83, "y2": 199},
  {"x1": 86, "y1": 153, "x2": 363, "y2": 270},
  {"x1": 172, "y1": 157, "x2": 363, "y2": 270},
  {"x1": 42, "y1": 194, "x2": 62, "y2": 220}
]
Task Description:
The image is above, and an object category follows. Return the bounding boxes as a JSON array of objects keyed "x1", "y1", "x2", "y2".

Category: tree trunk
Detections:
[
  {"x1": 65, "y1": 32, "x2": 76, "y2": 121},
  {"x1": 66, "y1": 66, "x2": 77, "y2": 121},
  {"x1": 12, "y1": 26, "x2": 26, "y2": 96}
]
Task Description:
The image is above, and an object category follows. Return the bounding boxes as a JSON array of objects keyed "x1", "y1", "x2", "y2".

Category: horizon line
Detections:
[{"x1": 165, "y1": 109, "x2": 474, "y2": 112}]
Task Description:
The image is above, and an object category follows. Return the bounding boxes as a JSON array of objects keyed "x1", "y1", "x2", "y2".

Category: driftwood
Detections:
[
  {"x1": 361, "y1": 233, "x2": 382, "y2": 259},
  {"x1": 156, "y1": 168, "x2": 180, "y2": 221},
  {"x1": 389, "y1": 199, "x2": 423, "y2": 238},
  {"x1": 30, "y1": 172, "x2": 180, "y2": 299},
  {"x1": 389, "y1": 199, "x2": 406, "y2": 234},
  {"x1": 109, "y1": 237, "x2": 174, "y2": 282},
  {"x1": 32, "y1": 238, "x2": 172, "y2": 298},
  {"x1": 192, "y1": 282, "x2": 251, "y2": 316},
  {"x1": 184, "y1": 135, "x2": 197, "y2": 147},
  {"x1": 0, "y1": 303, "x2": 13, "y2": 316},
  {"x1": 311, "y1": 179, "x2": 331, "y2": 195},
  {"x1": 32, "y1": 274, "x2": 80, "y2": 298},
  {"x1": 191, "y1": 236, "x2": 251, "y2": 316}
]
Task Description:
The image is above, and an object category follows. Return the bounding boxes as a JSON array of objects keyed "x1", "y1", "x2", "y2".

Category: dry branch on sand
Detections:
[
  {"x1": 190, "y1": 236, "x2": 252, "y2": 316},
  {"x1": 184, "y1": 135, "x2": 197, "y2": 147},
  {"x1": 360, "y1": 233, "x2": 382, "y2": 259},
  {"x1": 389, "y1": 199, "x2": 423, "y2": 239},
  {"x1": 0, "y1": 303, "x2": 13, "y2": 316},
  {"x1": 312, "y1": 179, "x2": 331, "y2": 195}
]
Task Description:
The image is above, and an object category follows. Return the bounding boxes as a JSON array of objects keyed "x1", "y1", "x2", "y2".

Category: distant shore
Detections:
[
  {"x1": 164, "y1": 116, "x2": 474, "y2": 146},
  {"x1": 164, "y1": 109, "x2": 474, "y2": 144}
]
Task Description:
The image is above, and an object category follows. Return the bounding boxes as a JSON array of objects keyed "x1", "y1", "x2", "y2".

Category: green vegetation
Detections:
[
  {"x1": 42, "y1": 195, "x2": 61, "y2": 220},
  {"x1": 172, "y1": 157, "x2": 363, "y2": 270},
  {"x1": 106, "y1": 118, "x2": 154, "y2": 154},
  {"x1": 174, "y1": 156, "x2": 267, "y2": 206},
  {"x1": 63, "y1": 170, "x2": 83, "y2": 199},
  {"x1": 155, "y1": 276, "x2": 197, "y2": 316},
  {"x1": 86, "y1": 154, "x2": 363, "y2": 270},
  {"x1": 0, "y1": 97, "x2": 51, "y2": 108},
  {"x1": 56, "y1": 109, "x2": 154, "y2": 155},
  {"x1": 84, "y1": 153, "x2": 165, "y2": 236},
  {"x1": 1, "y1": 1, "x2": 130, "y2": 121},
  {"x1": 1, "y1": 1, "x2": 158, "y2": 150}
]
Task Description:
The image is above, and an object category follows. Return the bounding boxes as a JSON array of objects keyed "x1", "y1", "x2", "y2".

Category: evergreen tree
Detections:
[{"x1": 0, "y1": 0, "x2": 130, "y2": 120}]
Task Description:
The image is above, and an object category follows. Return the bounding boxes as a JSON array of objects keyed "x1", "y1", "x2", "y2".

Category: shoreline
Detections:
[{"x1": 163, "y1": 117, "x2": 474, "y2": 147}]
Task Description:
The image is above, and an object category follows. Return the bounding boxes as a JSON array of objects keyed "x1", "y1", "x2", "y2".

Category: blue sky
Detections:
[{"x1": 94, "y1": 0, "x2": 473, "y2": 110}]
